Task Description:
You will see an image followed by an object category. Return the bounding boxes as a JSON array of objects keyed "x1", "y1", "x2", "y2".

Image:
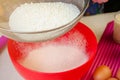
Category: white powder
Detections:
[
  {"x1": 9, "y1": 2, "x2": 80, "y2": 32},
  {"x1": 18, "y1": 45, "x2": 88, "y2": 72},
  {"x1": 17, "y1": 30, "x2": 88, "y2": 72}
]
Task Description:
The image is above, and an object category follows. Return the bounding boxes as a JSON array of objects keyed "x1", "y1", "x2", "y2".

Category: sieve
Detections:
[{"x1": 0, "y1": 0, "x2": 89, "y2": 42}]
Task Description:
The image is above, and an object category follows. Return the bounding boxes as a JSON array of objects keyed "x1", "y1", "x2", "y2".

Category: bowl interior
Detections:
[{"x1": 8, "y1": 22, "x2": 97, "y2": 70}]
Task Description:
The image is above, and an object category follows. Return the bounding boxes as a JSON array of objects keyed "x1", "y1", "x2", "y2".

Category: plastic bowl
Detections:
[
  {"x1": 8, "y1": 22, "x2": 97, "y2": 80},
  {"x1": 0, "y1": 0, "x2": 89, "y2": 42}
]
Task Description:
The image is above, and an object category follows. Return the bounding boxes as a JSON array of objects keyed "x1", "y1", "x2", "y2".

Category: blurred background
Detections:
[{"x1": 85, "y1": 0, "x2": 120, "y2": 16}]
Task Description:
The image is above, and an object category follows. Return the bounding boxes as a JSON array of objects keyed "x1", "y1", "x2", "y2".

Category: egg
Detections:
[
  {"x1": 116, "y1": 68, "x2": 120, "y2": 80},
  {"x1": 107, "y1": 77, "x2": 118, "y2": 80},
  {"x1": 93, "y1": 65, "x2": 112, "y2": 80}
]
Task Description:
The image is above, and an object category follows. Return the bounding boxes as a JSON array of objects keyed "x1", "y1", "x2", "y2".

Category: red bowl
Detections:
[{"x1": 7, "y1": 22, "x2": 97, "y2": 80}]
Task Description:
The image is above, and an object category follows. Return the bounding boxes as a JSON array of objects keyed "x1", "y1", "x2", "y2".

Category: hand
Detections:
[{"x1": 92, "y1": 0, "x2": 109, "y2": 4}]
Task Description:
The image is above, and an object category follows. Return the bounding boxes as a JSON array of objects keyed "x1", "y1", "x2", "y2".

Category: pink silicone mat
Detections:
[{"x1": 82, "y1": 21, "x2": 120, "y2": 80}]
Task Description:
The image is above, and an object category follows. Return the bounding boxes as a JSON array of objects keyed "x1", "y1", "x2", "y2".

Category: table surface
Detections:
[{"x1": 0, "y1": 12, "x2": 116, "y2": 80}]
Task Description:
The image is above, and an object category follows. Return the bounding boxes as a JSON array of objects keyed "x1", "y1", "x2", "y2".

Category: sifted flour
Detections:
[
  {"x1": 9, "y1": 2, "x2": 80, "y2": 32},
  {"x1": 18, "y1": 45, "x2": 88, "y2": 73},
  {"x1": 16, "y1": 24, "x2": 88, "y2": 73}
]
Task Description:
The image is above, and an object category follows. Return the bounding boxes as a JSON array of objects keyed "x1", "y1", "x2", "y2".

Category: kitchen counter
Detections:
[
  {"x1": 0, "y1": 12, "x2": 116, "y2": 80},
  {"x1": 80, "y1": 12, "x2": 115, "y2": 41}
]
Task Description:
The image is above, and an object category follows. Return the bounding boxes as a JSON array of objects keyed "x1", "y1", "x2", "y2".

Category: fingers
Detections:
[{"x1": 92, "y1": 0, "x2": 109, "y2": 4}]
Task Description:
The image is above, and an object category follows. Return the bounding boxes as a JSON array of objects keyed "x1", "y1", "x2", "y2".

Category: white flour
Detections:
[
  {"x1": 17, "y1": 29, "x2": 88, "y2": 73},
  {"x1": 18, "y1": 45, "x2": 88, "y2": 73},
  {"x1": 9, "y1": 2, "x2": 80, "y2": 32}
]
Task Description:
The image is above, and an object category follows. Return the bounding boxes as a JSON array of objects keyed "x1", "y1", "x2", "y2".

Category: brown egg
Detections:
[
  {"x1": 116, "y1": 68, "x2": 120, "y2": 80},
  {"x1": 93, "y1": 65, "x2": 112, "y2": 80},
  {"x1": 107, "y1": 77, "x2": 118, "y2": 80}
]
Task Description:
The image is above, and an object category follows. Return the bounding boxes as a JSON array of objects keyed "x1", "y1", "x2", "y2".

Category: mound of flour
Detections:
[
  {"x1": 9, "y1": 2, "x2": 80, "y2": 32},
  {"x1": 19, "y1": 45, "x2": 88, "y2": 72}
]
